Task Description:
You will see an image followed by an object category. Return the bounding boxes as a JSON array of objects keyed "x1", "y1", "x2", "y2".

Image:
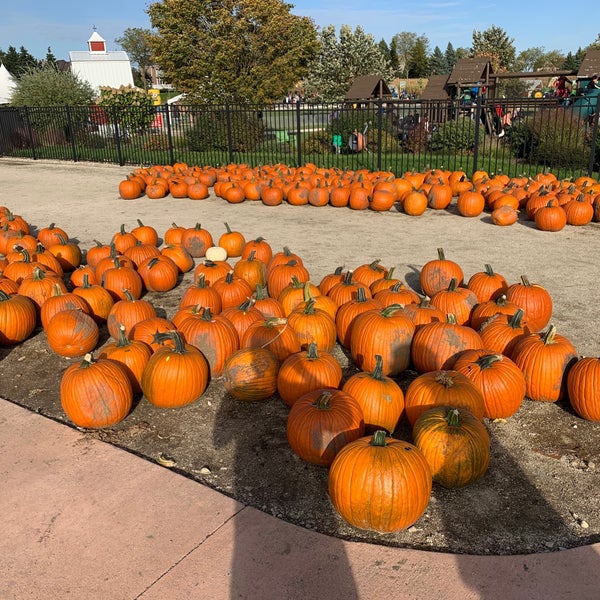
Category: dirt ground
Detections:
[{"x1": 1, "y1": 157, "x2": 600, "y2": 556}]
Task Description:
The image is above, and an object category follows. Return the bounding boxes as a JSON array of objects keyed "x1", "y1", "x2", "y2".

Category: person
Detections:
[
  {"x1": 499, "y1": 110, "x2": 512, "y2": 138},
  {"x1": 553, "y1": 75, "x2": 571, "y2": 99},
  {"x1": 586, "y1": 74, "x2": 599, "y2": 92}
]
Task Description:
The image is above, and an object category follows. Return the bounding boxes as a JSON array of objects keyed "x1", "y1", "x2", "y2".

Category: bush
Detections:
[
  {"x1": 186, "y1": 108, "x2": 265, "y2": 152},
  {"x1": 505, "y1": 109, "x2": 591, "y2": 171},
  {"x1": 401, "y1": 121, "x2": 429, "y2": 153},
  {"x1": 302, "y1": 130, "x2": 332, "y2": 155},
  {"x1": 97, "y1": 86, "x2": 155, "y2": 133},
  {"x1": 428, "y1": 116, "x2": 485, "y2": 152}
]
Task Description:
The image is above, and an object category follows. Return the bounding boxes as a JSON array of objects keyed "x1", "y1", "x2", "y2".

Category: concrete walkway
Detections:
[{"x1": 2, "y1": 397, "x2": 600, "y2": 600}]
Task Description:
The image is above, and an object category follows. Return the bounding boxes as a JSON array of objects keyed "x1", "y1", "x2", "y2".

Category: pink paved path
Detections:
[{"x1": 2, "y1": 398, "x2": 599, "y2": 600}]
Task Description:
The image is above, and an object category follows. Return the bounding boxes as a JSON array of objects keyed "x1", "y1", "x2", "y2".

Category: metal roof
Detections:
[
  {"x1": 344, "y1": 76, "x2": 392, "y2": 101},
  {"x1": 69, "y1": 51, "x2": 131, "y2": 62}
]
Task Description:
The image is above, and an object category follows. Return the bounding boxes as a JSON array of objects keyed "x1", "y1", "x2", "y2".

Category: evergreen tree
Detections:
[
  {"x1": 428, "y1": 46, "x2": 448, "y2": 75},
  {"x1": 472, "y1": 25, "x2": 516, "y2": 71},
  {"x1": 389, "y1": 37, "x2": 400, "y2": 77},
  {"x1": 407, "y1": 37, "x2": 429, "y2": 78},
  {"x1": 445, "y1": 42, "x2": 457, "y2": 72},
  {"x1": 44, "y1": 47, "x2": 57, "y2": 68},
  {"x1": 561, "y1": 52, "x2": 578, "y2": 71}
]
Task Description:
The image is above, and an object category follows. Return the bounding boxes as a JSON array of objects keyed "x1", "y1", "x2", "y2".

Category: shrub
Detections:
[
  {"x1": 428, "y1": 117, "x2": 485, "y2": 152},
  {"x1": 302, "y1": 131, "x2": 331, "y2": 155},
  {"x1": 97, "y1": 86, "x2": 155, "y2": 133},
  {"x1": 186, "y1": 108, "x2": 264, "y2": 152},
  {"x1": 401, "y1": 121, "x2": 429, "y2": 153}
]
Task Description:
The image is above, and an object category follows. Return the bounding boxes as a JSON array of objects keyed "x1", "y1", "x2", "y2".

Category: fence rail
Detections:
[{"x1": 1, "y1": 96, "x2": 598, "y2": 179}]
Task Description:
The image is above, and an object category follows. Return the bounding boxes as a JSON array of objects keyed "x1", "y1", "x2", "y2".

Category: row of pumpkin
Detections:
[
  {"x1": 117, "y1": 162, "x2": 600, "y2": 230},
  {"x1": 1, "y1": 207, "x2": 599, "y2": 533}
]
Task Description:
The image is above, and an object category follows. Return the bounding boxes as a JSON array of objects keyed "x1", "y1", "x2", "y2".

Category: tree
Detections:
[
  {"x1": 0, "y1": 45, "x2": 39, "y2": 76},
  {"x1": 44, "y1": 48, "x2": 57, "y2": 69},
  {"x1": 445, "y1": 42, "x2": 457, "y2": 72},
  {"x1": 115, "y1": 28, "x2": 154, "y2": 89},
  {"x1": 147, "y1": 0, "x2": 319, "y2": 103},
  {"x1": 428, "y1": 46, "x2": 449, "y2": 75},
  {"x1": 10, "y1": 66, "x2": 95, "y2": 107},
  {"x1": 515, "y1": 47, "x2": 564, "y2": 72},
  {"x1": 471, "y1": 25, "x2": 516, "y2": 72},
  {"x1": 389, "y1": 37, "x2": 400, "y2": 77},
  {"x1": 407, "y1": 37, "x2": 429, "y2": 78},
  {"x1": 302, "y1": 25, "x2": 392, "y2": 102},
  {"x1": 391, "y1": 32, "x2": 418, "y2": 78}
]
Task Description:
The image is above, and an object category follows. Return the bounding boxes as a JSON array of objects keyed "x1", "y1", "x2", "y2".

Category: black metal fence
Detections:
[{"x1": 1, "y1": 95, "x2": 598, "y2": 179}]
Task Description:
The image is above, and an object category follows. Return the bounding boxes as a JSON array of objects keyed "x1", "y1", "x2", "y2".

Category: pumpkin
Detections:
[
  {"x1": 45, "y1": 308, "x2": 100, "y2": 358},
  {"x1": 220, "y1": 298, "x2": 265, "y2": 341},
  {"x1": 106, "y1": 289, "x2": 157, "y2": 339},
  {"x1": 287, "y1": 297, "x2": 337, "y2": 352},
  {"x1": 478, "y1": 308, "x2": 530, "y2": 357},
  {"x1": 124, "y1": 241, "x2": 161, "y2": 269},
  {"x1": 328, "y1": 430, "x2": 432, "y2": 533},
  {"x1": 466, "y1": 264, "x2": 509, "y2": 303},
  {"x1": 0, "y1": 290, "x2": 37, "y2": 345},
  {"x1": 232, "y1": 250, "x2": 267, "y2": 292},
  {"x1": 511, "y1": 324, "x2": 577, "y2": 403},
  {"x1": 180, "y1": 223, "x2": 214, "y2": 258},
  {"x1": 222, "y1": 347, "x2": 280, "y2": 402},
  {"x1": 286, "y1": 389, "x2": 365, "y2": 466},
  {"x1": 40, "y1": 284, "x2": 92, "y2": 330},
  {"x1": 469, "y1": 294, "x2": 521, "y2": 331},
  {"x1": 18, "y1": 266, "x2": 68, "y2": 309},
  {"x1": 429, "y1": 278, "x2": 478, "y2": 326},
  {"x1": 205, "y1": 246, "x2": 229, "y2": 262},
  {"x1": 141, "y1": 331, "x2": 209, "y2": 408},
  {"x1": 419, "y1": 248, "x2": 464, "y2": 297},
  {"x1": 178, "y1": 274, "x2": 223, "y2": 314},
  {"x1": 101, "y1": 258, "x2": 144, "y2": 301},
  {"x1": 567, "y1": 357, "x2": 600, "y2": 421},
  {"x1": 110, "y1": 225, "x2": 138, "y2": 255},
  {"x1": 36, "y1": 223, "x2": 69, "y2": 248},
  {"x1": 342, "y1": 354, "x2": 404, "y2": 433},
  {"x1": 178, "y1": 306, "x2": 240, "y2": 376},
  {"x1": 241, "y1": 316, "x2": 301, "y2": 363},
  {"x1": 505, "y1": 275, "x2": 552, "y2": 333},
  {"x1": 452, "y1": 350, "x2": 526, "y2": 419},
  {"x1": 335, "y1": 286, "x2": 382, "y2": 348},
  {"x1": 534, "y1": 199, "x2": 567, "y2": 231},
  {"x1": 160, "y1": 244, "x2": 194, "y2": 274},
  {"x1": 131, "y1": 219, "x2": 159, "y2": 246},
  {"x1": 326, "y1": 270, "x2": 372, "y2": 308},
  {"x1": 404, "y1": 369, "x2": 486, "y2": 425},
  {"x1": 373, "y1": 281, "x2": 420, "y2": 308},
  {"x1": 412, "y1": 407, "x2": 490, "y2": 488},
  {"x1": 129, "y1": 316, "x2": 176, "y2": 353},
  {"x1": 276, "y1": 342, "x2": 342, "y2": 407},
  {"x1": 60, "y1": 353, "x2": 133, "y2": 428},
  {"x1": 212, "y1": 270, "x2": 254, "y2": 311},
  {"x1": 137, "y1": 255, "x2": 179, "y2": 293},
  {"x1": 410, "y1": 313, "x2": 485, "y2": 373},
  {"x1": 241, "y1": 236, "x2": 273, "y2": 264},
  {"x1": 98, "y1": 324, "x2": 152, "y2": 395},
  {"x1": 350, "y1": 304, "x2": 415, "y2": 376}
]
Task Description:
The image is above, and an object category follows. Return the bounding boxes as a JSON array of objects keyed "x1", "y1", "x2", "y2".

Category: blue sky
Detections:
[{"x1": 1, "y1": 0, "x2": 597, "y2": 63}]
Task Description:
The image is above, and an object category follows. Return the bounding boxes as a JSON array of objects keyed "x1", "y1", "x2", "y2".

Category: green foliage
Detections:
[
  {"x1": 401, "y1": 121, "x2": 429, "y2": 153},
  {"x1": 511, "y1": 110, "x2": 591, "y2": 170},
  {"x1": 0, "y1": 46, "x2": 40, "y2": 77},
  {"x1": 302, "y1": 25, "x2": 393, "y2": 102},
  {"x1": 428, "y1": 46, "x2": 449, "y2": 75},
  {"x1": 301, "y1": 130, "x2": 332, "y2": 155},
  {"x1": 428, "y1": 117, "x2": 485, "y2": 152},
  {"x1": 10, "y1": 66, "x2": 95, "y2": 107},
  {"x1": 407, "y1": 37, "x2": 430, "y2": 78},
  {"x1": 97, "y1": 85, "x2": 155, "y2": 132},
  {"x1": 185, "y1": 108, "x2": 265, "y2": 152},
  {"x1": 115, "y1": 28, "x2": 154, "y2": 89},
  {"x1": 472, "y1": 26, "x2": 516, "y2": 71},
  {"x1": 328, "y1": 107, "x2": 378, "y2": 142},
  {"x1": 147, "y1": 0, "x2": 319, "y2": 103}
]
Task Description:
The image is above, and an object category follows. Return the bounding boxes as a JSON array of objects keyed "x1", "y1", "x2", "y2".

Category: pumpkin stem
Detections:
[
  {"x1": 475, "y1": 353, "x2": 503, "y2": 370},
  {"x1": 224, "y1": 222, "x2": 233, "y2": 234},
  {"x1": 435, "y1": 371, "x2": 457, "y2": 388},
  {"x1": 370, "y1": 430, "x2": 388, "y2": 447},
  {"x1": 508, "y1": 308, "x2": 525, "y2": 329},
  {"x1": 116, "y1": 324, "x2": 131, "y2": 347},
  {"x1": 381, "y1": 303, "x2": 405, "y2": 317},
  {"x1": 80, "y1": 353, "x2": 95, "y2": 368},
  {"x1": 312, "y1": 391, "x2": 332, "y2": 410},
  {"x1": 444, "y1": 408, "x2": 461, "y2": 427},
  {"x1": 447, "y1": 277, "x2": 458, "y2": 292},
  {"x1": 436, "y1": 248, "x2": 446, "y2": 260},
  {"x1": 541, "y1": 324, "x2": 557, "y2": 345},
  {"x1": 370, "y1": 355, "x2": 386, "y2": 380}
]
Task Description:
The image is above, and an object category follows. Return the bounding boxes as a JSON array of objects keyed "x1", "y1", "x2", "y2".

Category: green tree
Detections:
[
  {"x1": 147, "y1": 0, "x2": 319, "y2": 103},
  {"x1": 0, "y1": 45, "x2": 39, "y2": 76},
  {"x1": 10, "y1": 66, "x2": 95, "y2": 106},
  {"x1": 515, "y1": 47, "x2": 565, "y2": 71},
  {"x1": 407, "y1": 37, "x2": 429, "y2": 78},
  {"x1": 391, "y1": 32, "x2": 418, "y2": 78},
  {"x1": 428, "y1": 46, "x2": 449, "y2": 75},
  {"x1": 445, "y1": 42, "x2": 457, "y2": 72},
  {"x1": 389, "y1": 37, "x2": 400, "y2": 77},
  {"x1": 471, "y1": 25, "x2": 516, "y2": 71},
  {"x1": 115, "y1": 28, "x2": 154, "y2": 89},
  {"x1": 44, "y1": 48, "x2": 57, "y2": 69},
  {"x1": 302, "y1": 25, "x2": 392, "y2": 102}
]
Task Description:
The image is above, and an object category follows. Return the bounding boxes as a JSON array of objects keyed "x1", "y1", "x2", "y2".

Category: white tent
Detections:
[{"x1": 0, "y1": 63, "x2": 17, "y2": 104}]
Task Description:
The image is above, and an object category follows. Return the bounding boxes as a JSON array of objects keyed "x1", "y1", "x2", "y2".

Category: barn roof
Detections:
[
  {"x1": 344, "y1": 76, "x2": 392, "y2": 101},
  {"x1": 446, "y1": 58, "x2": 493, "y2": 86},
  {"x1": 577, "y1": 49, "x2": 600, "y2": 78},
  {"x1": 420, "y1": 74, "x2": 451, "y2": 99}
]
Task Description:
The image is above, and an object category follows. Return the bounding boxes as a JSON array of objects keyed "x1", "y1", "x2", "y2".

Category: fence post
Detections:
[
  {"x1": 164, "y1": 104, "x2": 175, "y2": 166},
  {"x1": 112, "y1": 105, "x2": 124, "y2": 166},
  {"x1": 376, "y1": 98, "x2": 383, "y2": 171},
  {"x1": 587, "y1": 100, "x2": 600, "y2": 177},
  {"x1": 65, "y1": 105, "x2": 77, "y2": 162},
  {"x1": 472, "y1": 100, "x2": 482, "y2": 174},
  {"x1": 23, "y1": 107, "x2": 37, "y2": 160},
  {"x1": 225, "y1": 102, "x2": 234, "y2": 164},
  {"x1": 295, "y1": 101, "x2": 302, "y2": 166}
]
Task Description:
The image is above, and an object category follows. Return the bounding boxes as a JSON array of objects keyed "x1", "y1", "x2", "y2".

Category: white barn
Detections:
[
  {"x1": 69, "y1": 31, "x2": 134, "y2": 94},
  {"x1": 0, "y1": 63, "x2": 17, "y2": 104}
]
